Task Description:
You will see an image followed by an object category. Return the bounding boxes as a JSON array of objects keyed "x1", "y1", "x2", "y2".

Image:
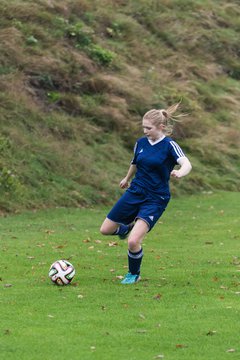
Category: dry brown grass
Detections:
[
  {"x1": 81, "y1": 72, "x2": 153, "y2": 105},
  {"x1": 0, "y1": 0, "x2": 240, "y2": 211},
  {"x1": 105, "y1": 94, "x2": 128, "y2": 113},
  {"x1": 1, "y1": 2, "x2": 41, "y2": 22},
  {"x1": 0, "y1": 72, "x2": 40, "y2": 115},
  {"x1": 0, "y1": 27, "x2": 25, "y2": 66},
  {"x1": 25, "y1": 49, "x2": 88, "y2": 89}
]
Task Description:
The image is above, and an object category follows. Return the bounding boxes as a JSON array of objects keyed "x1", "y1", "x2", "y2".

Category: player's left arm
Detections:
[{"x1": 171, "y1": 157, "x2": 192, "y2": 179}]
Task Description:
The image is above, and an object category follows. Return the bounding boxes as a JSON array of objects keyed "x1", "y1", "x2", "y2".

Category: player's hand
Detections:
[
  {"x1": 119, "y1": 178, "x2": 129, "y2": 188},
  {"x1": 170, "y1": 170, "x2": 182, "y2": 179}
]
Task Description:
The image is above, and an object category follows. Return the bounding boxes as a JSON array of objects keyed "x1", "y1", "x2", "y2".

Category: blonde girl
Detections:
[{"x1": 100, "y1": 102, "x2": 192, "y2": 284}]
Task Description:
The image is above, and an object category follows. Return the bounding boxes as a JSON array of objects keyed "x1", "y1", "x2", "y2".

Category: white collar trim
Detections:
[{"x1": 148, "y1": 135, "x2": 166, "y2": 145}]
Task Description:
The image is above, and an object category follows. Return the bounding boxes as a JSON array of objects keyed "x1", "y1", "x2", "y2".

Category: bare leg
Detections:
[
  {"x1": 127, "y1": 219, "x2": 149, "y2": 252},
  {"x1": 100, "y1": 218, "x2": 119, "y2": 235}
]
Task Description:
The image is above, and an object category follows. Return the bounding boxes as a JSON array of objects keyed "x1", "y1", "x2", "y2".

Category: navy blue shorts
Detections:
[{"x1": 107, "y1": 185, "x2": 170, "y2": 231}]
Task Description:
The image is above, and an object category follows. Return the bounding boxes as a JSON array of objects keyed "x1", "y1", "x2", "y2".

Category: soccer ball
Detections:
[{"x1": 49, "y1": 260, "x2": 75, "y2": 286}]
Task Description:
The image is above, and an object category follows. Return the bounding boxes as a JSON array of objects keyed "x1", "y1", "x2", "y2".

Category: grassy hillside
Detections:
[{"x1": 0, "y1": 0, "x2": 239, "y2": 211}]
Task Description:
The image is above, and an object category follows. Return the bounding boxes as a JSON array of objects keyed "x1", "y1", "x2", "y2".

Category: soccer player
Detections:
[{"x1": 100, "y1": 103, "x2": 192, "y2": 284}]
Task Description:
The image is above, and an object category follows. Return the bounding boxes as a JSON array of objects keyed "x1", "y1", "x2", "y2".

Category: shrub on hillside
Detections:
[{"x1": 0, "y1": 167, "x2": 21, "y2": 194}]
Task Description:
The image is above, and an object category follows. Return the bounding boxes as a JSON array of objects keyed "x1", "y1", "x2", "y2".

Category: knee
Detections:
[
  {"x1": 128, "y1": 238, "x2": 140, "y2": 252},
  {"x1": 100, "y1": 224, "x2": 109, "y2": 235}
]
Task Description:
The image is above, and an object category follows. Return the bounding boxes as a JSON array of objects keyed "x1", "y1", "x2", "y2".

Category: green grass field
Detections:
[{"x1": 1, "y1": 191, "x2": 239, "y2": 360}]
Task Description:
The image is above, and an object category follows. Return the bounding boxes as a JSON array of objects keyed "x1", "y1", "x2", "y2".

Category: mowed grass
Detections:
[{"x1": 0, "y1": 191, "x2": 240, "y2": 360}]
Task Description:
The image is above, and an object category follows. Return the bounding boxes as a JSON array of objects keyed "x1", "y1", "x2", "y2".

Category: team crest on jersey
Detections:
[{"x1": 149, "y1": 216, "x2": 154, "y2": 221}]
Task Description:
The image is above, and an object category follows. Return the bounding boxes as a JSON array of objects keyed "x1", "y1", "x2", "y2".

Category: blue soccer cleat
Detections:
[{"x1": 121, "y1": 272, "x2": 141, "y2": 284}]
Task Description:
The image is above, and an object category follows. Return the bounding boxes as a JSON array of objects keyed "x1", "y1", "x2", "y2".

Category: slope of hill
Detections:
[{"x1": 0, "y1": 0, "x2": 239, "y2": 211}]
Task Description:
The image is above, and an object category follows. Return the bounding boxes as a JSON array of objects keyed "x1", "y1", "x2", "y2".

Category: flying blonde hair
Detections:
[{"x1": 143, "y1": 102, "x2": 187, "y2": 135}]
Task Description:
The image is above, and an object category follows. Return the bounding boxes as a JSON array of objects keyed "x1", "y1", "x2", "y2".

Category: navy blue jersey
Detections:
[{"x1": 130, "y1": 136, "x2": 186, "y2": 199}]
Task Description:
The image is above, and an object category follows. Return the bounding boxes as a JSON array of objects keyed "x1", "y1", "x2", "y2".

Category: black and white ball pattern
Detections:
[{"x1": 49, "y1": 260, "x2": 75, "y2": 285}]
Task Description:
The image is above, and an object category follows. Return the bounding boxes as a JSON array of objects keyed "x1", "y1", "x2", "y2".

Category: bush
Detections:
[
  {"x1": 0, "y1": 167, "x2": 21, "y2": 193},
  {"x1": 26, "y1": 35, "x2": 38, "y2": 45},
  {"x1": 66, "y1": 21, "x2": 93, "y2": 47},
  {"x1": 0, "y1": 136, "x2": 11, "y2": 153},
  {"x1": 88, "y1": 44, "x2": 116, "y2": 66}
]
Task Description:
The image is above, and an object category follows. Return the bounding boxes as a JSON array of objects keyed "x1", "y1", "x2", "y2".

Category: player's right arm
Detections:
[
  {"x1": 119, "y1": 164, "x2": 137, "y2": 188},
  {"x1": 171, "y1": 157, "x2": 192, "y2": 179}
]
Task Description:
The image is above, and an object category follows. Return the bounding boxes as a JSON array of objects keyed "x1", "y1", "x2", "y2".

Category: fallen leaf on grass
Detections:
[
  {"x1": 154, "y1": 355, "x2": 164, "y2": 359},
  {"x1": 207, "y1": 330, "x2": 217, "y2": 336},
  {"x1": 220, "y1": 285, "x2": 228, "y2": 290},
  {"x1": 45, "y1": 230, "x2": 55, "y2": 234},
  {"x1": 116, "y1": 275, "x2": 124, "y2": 280},
  {"x1": 4, "y1": 284, "x2": 13, "y2": 288},
  {"x1": 226, "y1": 349, "x2": 236, "y2": 353},
  {"x1": 108, "y1": 241, "x2": 118, "y2": 247},
  {"x1": 176, "y1": 344, "x2": 188, "y2": 348},
  {"x1": 153, "y1": 294, "x2": 162, "y2": 300}
]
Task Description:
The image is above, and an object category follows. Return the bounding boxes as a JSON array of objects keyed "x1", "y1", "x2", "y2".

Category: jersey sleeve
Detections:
[
  {"x1": 131, "y1": 142, "x2": 138, "y2": 165},
  {"x1": 169, "y1": 141, "x2": 186, "y2": 162}
]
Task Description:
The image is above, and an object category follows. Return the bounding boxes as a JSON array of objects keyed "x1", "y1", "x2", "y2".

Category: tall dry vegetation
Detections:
[{"x1": 0, "y1": 0, "x2": 239, "y2": 211}]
